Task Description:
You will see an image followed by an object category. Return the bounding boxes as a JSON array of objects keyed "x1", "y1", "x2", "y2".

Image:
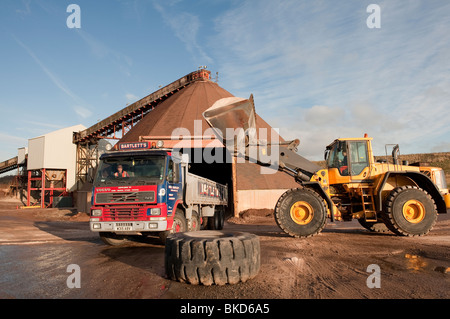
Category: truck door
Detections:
[{"x1": 166, "y1": 159, "x2": 182, "y2": 216}]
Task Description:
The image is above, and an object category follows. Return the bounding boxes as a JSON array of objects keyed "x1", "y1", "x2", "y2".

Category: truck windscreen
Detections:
[{"x1": 94, "y1": 155, "x2": 166, "y2": 186}]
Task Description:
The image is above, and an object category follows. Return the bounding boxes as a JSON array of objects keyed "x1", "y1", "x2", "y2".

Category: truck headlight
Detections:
[
  {"x1": 148, "y1": 208, "x2": 161, "y2": 216},
  {"x1": 91, "y1": 209, "x2": 102, "y2": 217}
]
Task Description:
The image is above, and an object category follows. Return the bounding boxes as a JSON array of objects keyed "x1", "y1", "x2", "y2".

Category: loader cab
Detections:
[{"x1": 325, "y1": 137, "x2": 374, "y2": 184}]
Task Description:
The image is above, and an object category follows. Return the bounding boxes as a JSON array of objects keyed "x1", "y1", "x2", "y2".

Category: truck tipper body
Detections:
[{"x1": 90, "y1": 141, "x2": 228, "y2": 245}]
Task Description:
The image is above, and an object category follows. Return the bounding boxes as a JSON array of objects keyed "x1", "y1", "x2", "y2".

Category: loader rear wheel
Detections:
[
  {"x1": 165, "y1": 231, "x2": 260, "y2": 285},
  {"x1": 274, "y1": 188, "x2": 327, "y2": 238},
  {"x1": 383, "y1": 186, "x2": 437, "y2": 236}
]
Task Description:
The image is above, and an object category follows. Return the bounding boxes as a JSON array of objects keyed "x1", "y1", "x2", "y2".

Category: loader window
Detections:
[
  {"x1": 348, "y1": 141, "x2": 369, "y2": 176},
  {"x1": 326, "y1": 141, "x2": 349, "y2": 176}
]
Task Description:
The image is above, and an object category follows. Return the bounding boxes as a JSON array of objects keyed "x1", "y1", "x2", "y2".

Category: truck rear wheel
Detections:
[
  {"x1": 207, "y1": 207, "x2": 225, "y2": 230},
  {"x1": 383, "y1": 186, "x2": 437, "y2": 236},
  {"x1": 165, "y1": 231, "x2": 260, "y2": 285},
  {"x1": 274, "y1": 188, "x2": 327, "y2": 238}
]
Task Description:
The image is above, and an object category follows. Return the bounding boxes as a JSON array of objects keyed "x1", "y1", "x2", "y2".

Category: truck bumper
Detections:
[{"x1": 90, "y1": 219, "x2": 168, "y2": 232}]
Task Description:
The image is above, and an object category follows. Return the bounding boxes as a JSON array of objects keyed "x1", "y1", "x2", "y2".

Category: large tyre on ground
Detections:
[
  {"x1": 383, "y1": 186, "x2": 437, "y2": 236},
  {"x1": 274, "y1": 188, "x2": 327, "y2": 238},
  {"x1": 165, "y1": 231, "x2": 260, "y2": 286}
]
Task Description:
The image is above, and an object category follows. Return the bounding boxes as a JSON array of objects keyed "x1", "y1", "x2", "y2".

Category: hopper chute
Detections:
[
  {"x1": 203, "y1": 94, "x2": 257, "y2": 147},
  {"x1": 203, "y1": 95, "x2": 321, "y2": 181}
]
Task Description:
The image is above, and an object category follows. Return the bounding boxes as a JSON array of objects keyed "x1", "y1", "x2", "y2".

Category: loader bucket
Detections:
[{"x1": 203, "y1": 95, "x2": 257, "y2": 146}]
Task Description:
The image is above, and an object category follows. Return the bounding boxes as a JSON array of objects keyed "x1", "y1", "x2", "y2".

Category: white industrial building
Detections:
[
  {"x1": 2, "y1": 124, "x2": 88, "y2": 208},
  {"x1": 27, "y1": 124, "x2": 86, "y2": 192}
]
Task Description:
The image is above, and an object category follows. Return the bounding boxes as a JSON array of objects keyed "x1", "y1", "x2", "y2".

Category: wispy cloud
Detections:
[
  {"x1": 21, "y1": 120, "x2": 64, "y2": 130},
  {"x1": 0, "y1": 133, "x2": 27, "y2": 144},
  {"x1": 16, "y1": 0, "x2": 32, "y2": 16},
  {"x1": 212, "y1": 0, "x2": 450, "y2": 158},
  {"x1": 153, "y1": 0, "x2": 213, "y2": 65},
  {"x1": 125, "y1": 93, "x2": 138, "y2": 103},
  {"x1": 12, "y1": 34, "x2": 83, "y2": 104},
  {"x1": 75, "y1": 29, "x2": 133, "y2": 77},
  {"x1": 73, "y1": 106, "x2": 93, "y2": 119},
  {"x1": 12, "y1": 34, "x2": 93, "y2": 121}
]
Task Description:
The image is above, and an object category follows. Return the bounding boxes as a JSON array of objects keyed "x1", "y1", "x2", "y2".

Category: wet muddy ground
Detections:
[{"x1": 0, "y1": 198, "x2": 449, "y2": 300}]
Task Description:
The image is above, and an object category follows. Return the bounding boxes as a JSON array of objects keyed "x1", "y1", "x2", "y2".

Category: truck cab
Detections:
[
  {"x1": 90, "y1": 149, "x2": 181, "y2": 241},
  {"x1": 90, "y1": 141, "x2": 228, "y2": 245}
]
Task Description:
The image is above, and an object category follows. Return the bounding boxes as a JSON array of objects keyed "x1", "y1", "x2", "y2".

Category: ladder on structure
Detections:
[{"x1": 360, "y1": 187, "x2": 378, "y2": 222}]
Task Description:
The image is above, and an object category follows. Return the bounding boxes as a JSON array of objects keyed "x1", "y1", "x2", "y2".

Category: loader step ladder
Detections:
[{"x1": 360, "y1": 187, "x2": 377, "y2": 222}]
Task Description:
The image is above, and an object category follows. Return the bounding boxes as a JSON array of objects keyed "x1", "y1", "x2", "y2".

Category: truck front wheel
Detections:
[
  {"x1": 159, "y1": 209, "x2": 188, "y2": 243},
  {"x1": 172, "y1": 209, "x2": 188, "y2": 233},
  {"x1": 99, "y1": 232, "x2": 128, "y2": 246}
]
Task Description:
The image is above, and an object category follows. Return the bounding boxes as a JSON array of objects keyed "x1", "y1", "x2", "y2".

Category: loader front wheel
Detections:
[
  {"x1": 383, "y1": 186, "x2": 437, "y2": 236},
  {"x1": 274, "y1": 188, "x2": 327, "y2": 238}
]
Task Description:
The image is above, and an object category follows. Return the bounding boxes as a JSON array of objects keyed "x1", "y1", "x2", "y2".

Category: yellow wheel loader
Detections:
[{"x1": 203, "y1": 96, "x2": 450, "y2": 238}]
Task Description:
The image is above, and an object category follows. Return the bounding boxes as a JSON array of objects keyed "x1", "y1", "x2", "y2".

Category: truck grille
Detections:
[
  {"x1": 103, "y1": 206, "x2": 146, "y2": 221},
  {"x1": 96, "y1": 191, "x2": 155, "y2": 204}
]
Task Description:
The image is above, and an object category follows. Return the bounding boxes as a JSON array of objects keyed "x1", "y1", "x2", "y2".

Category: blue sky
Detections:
[{"x1": 1, "y1": 0, "x2": 450, "y2": 164}]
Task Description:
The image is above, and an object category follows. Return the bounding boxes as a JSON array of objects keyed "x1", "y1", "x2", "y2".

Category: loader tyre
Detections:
[
  {"x1": 274, "y1": 188, "x2": 327, "y2": 238},
  {"x1": 165, "y1": 231, "x2": 260, "y2": 286},
  {"x1": 383, "y1": 186, "x2": 437, "y2": 236}
]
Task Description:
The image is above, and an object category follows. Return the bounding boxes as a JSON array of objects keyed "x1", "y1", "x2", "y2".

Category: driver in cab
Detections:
[{"x1": 114, "y1": 164, "x2": 129, "y2": 178}]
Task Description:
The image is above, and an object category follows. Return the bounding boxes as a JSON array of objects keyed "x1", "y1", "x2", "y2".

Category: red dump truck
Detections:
[{"x1": 89, "y1": 139, "x2": 228, "y2": 245}]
